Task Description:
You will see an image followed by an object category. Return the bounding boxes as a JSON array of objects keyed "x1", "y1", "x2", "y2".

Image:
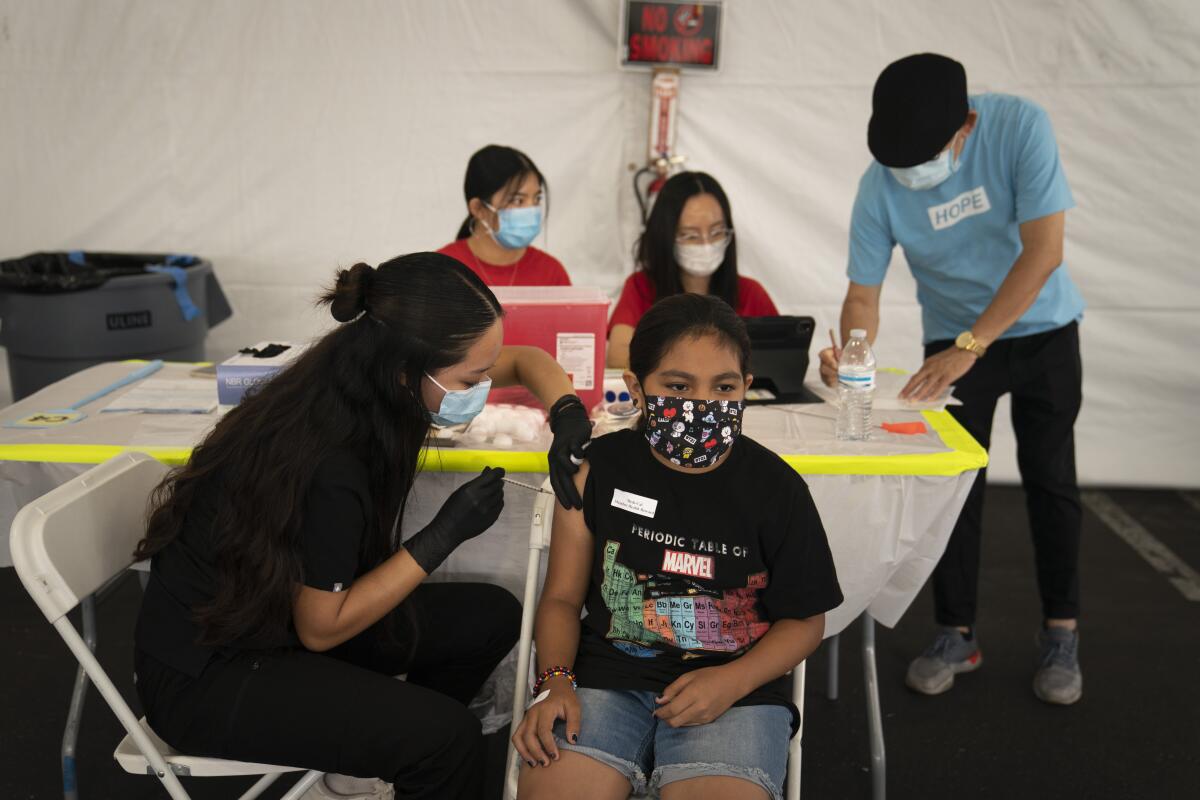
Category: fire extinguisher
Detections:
[{"x1": 634, "y1": 69, "x2": 687, "y2": 223}]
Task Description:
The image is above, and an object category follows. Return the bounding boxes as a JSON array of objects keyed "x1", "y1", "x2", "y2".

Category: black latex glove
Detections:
[
  {"x1": 403, "y1": 466, "x2": 506, "y2": 574},
  {"x1": 547, "y1": 395, "x2": 591, "y2": 510}
]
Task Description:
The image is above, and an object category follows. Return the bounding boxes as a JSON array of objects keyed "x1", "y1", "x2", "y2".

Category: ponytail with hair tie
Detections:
[{"x1": 328, "y1": 262, "x2": 375, "y2": 322}]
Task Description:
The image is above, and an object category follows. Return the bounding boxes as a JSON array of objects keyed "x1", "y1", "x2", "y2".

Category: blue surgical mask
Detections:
[
  {"x1": 484, "y1": 203, "x2": 542, "y2": 250},
  {"x1": 890, "y1": 138, "x2": 961, "y2": 191},
  {"x1": 425, "y1": 373, "x2": 492, "y2": 426}
]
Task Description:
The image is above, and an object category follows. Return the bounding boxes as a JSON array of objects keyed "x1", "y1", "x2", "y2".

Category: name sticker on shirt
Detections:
[
  {"x1": 611, "y1": 488, "x2": 658, "y2": 519},
  {"x1": 928, "y1": 186, "x2": 991, "y2": 231}
]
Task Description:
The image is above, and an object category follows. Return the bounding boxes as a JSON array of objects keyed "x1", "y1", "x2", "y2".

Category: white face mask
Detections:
[
  {"x1": 889, "y1": 134, "x2": 962, "y2": 191},
  {"x1": 674, "y1": 239, "x2": 730, "y2": 277}
]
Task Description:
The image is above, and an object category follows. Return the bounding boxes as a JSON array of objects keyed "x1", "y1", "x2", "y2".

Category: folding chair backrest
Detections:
[{"x1": 9, "y1": 452, "x2": 168, "y2": 624}]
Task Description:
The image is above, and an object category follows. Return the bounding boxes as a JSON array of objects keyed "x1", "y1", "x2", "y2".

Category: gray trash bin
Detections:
[{"x1": 0, "y1": 251, "x2": 232, "y2": 400}]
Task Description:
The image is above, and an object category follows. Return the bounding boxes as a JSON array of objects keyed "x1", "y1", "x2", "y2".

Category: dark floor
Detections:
[{"x1": 2, "y1": 486, "x2": 1198, "y2": 799}]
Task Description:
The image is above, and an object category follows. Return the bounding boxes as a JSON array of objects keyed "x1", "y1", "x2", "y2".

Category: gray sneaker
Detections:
[
  {"x1": 905, "y1": 627, "x2": 983, "y2": 695},
  {"x1": 1033, "y1": 627, "x2": 1082, "y2": 705}
]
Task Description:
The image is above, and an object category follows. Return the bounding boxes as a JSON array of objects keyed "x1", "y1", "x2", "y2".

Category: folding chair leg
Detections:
[
  {"x1": 62, "y1": 595, "x2": 96, "y2": 800},
  {"x1": 53, "y1": 618, "x2": 191, "y2": 800},
  {"x1": 237, "y1": 771, "x2": 289, "y2": 800},
  {"x1": 862, "y1": 615, "x2": 886, "y2": 800},
  {"x1": 277, "y1": 770, "x2": 324, "y2": 800},
  {"x1": 237, "y1": 772, "x2": 278, "y2": 799},
  {"x1": 505, "y1": 546, "x2": 544, "y2": 800},
  {"x1": 786, "y1": 661, "x2": 805, "y2": 800},
  {"x1": 826, "y1": 633, "x2": 840, "y2": 700}
]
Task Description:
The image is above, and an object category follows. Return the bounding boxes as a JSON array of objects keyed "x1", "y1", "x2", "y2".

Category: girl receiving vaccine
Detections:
[
  {"x1": 514, "y1": 294, "x2": 843, "y2": 800},
  {"x1": 438, "y1": 144, "x2": 572, "y2": 287}
]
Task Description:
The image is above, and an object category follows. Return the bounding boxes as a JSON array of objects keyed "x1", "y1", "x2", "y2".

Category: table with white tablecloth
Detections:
[{"x1": 1, "y1": 361, "x2": 985, "y2": 786}]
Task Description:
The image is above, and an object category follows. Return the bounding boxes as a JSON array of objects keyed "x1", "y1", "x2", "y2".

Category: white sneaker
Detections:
[{"x1": 302, "y1": 775, "x2": 395, "y2": 800}]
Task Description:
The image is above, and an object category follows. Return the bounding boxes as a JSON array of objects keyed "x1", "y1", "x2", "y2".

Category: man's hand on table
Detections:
[
  {"x1": 818, "y1": 345, "x2": 841, "y2": 388},
  {"x1": 900, "y1": 348, "x2": 978, "y2": 402}
]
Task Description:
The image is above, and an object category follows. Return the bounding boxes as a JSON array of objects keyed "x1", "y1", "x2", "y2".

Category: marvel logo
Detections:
[{"x1": 661, "y1": 549, "x2": 714, "y2": 580}]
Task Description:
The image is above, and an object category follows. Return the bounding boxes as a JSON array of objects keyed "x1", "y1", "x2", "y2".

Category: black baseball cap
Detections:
[{"x1": 868, "y1": 53, "x2": 969, "y2": 168}]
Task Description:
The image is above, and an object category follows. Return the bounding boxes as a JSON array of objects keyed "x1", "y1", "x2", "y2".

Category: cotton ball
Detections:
[
  {"x1": 469, "y1": 418, "x2": 495, "y2": 438},
  {"x1": 523, "y1": 412, "x2": 548, "y2": 434},
  {"x1": 497, "y1": 409, "x2": 527, "y2": 436},
  {"x1": 492, "y1": 433, "x2": 514, "y2": 448},
  {"x1": 514, "y1": 421, "x2": 538, "y2": 442}
]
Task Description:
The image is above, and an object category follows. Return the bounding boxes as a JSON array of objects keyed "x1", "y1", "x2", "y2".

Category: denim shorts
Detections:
[{"x1": 551, "y1": 687, "x2": 791, "y2": 799}]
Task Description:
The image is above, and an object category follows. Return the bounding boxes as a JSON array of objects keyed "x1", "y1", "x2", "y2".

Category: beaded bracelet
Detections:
[{"x1": 532, "y1": 665, "x2": 577, "y2": 695}]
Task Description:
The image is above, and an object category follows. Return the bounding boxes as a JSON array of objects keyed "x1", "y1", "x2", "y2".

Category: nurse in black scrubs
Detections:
[{"x1": 132, "y1": 252, "x2": 592, "y2": 800}]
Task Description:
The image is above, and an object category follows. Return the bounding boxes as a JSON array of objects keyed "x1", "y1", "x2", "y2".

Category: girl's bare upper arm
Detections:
[
  {"x1": 607, "y1": 325, "x2": 633, "y2": 368},
  {"x1": 489, "y1": 345, "x2": 520, "y2": 388},
  {"x1": 541, "y1": 461, "x2": 593, "y2": 609}
]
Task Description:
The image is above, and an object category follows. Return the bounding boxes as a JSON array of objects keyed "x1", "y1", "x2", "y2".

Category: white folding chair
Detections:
[
  {"x1": 9, "y1": 451, "x2": 324, "y2": 800},
  {"x1": 503, "y1": 479, "x2": 807, "y2": 800}
]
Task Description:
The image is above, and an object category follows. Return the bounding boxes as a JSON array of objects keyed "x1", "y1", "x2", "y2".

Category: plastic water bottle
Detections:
[{"x1": 836, "y1": 329, "x2": 876, "y2": 441}]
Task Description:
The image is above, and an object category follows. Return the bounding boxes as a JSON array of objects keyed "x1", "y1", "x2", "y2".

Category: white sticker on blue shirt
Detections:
[
  {"x1": 611, "y1": 488, "x2": 658, "y2": 519},
  {"x1": 928, "y1": 186, "x2": 991, "y2": 231}
]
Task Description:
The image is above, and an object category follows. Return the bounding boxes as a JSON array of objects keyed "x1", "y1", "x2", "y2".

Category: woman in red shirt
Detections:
[
  {"x1": 607, "y1": 171, "x2": 778, "y2": 367},
  {"x1": 438, "y1": 145, "x2": 572, "y2": 287}
]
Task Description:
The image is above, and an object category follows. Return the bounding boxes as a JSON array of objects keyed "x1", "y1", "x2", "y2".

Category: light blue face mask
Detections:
[
  {"x1": 425, "y1": 373, "x2": 492, "y2": 426},
  {"x1": 485, "y1": 204, "x2": 543, "y2": 250},
  {"x1": 890, "y1": 138, "x2": 961, "y2": 191}
]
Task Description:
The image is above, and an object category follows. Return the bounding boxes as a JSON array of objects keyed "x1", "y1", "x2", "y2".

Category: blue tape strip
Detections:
[
  {"x1": 145, "y1": 265, "x2": 201, "y2": 321},
  {"x1": 67, "y1": 251, "x2": 86, "y2": 266},
  {"x1": 63, "y1": 755, "x2": 76, "y2": 792}
]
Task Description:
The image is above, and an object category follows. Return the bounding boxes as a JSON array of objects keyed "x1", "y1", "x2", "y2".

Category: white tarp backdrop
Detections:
[{"x1": 0, "y1": 0, "x2": 1197, "y2": 487}]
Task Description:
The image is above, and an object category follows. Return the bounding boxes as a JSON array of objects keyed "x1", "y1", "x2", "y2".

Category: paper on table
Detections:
[
  {"x1": 101, "y1": 379, "x2": 218, "y2": 414},
  {"x1": 809, "y1": 368, "x2": 962, "y2": 412},
  {"x1": 874, "y1": 369, "x2": 961, "y2": 411}
]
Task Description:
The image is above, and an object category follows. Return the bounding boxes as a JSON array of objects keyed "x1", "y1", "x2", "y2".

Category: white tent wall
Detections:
[{"x1": 0, "y1": 0, "x2": 1196, "y2": 487}]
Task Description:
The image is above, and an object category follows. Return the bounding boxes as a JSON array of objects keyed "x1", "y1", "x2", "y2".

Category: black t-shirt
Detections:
[
  {"x1": 134, "y1": 449, "x2": 375, "y2": 677},
  {"x1": 576, "y1": 428, "x2": 843, "y2": 723}
]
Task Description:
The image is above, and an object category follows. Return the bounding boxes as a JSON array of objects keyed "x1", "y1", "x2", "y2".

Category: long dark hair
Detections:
[
  {"x1": 635, "y1": 171, "x2": 739, "y2": 310},
  {"x1": 629, "y1": 293, "x2": 751, "y2": 406},
  {"x1": 455, "y1": 144, "x2": 548, "y2": 240},
  {"x1": 134, "y1": 252, "x2": 503, "y2": 646}
]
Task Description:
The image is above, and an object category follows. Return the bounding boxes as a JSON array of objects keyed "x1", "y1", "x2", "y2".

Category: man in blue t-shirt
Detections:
[{"x1": 818, "y1": 54, "x2": 1084, "y2": 705}]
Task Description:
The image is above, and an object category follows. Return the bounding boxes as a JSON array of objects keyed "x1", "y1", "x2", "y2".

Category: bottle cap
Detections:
[{"x1": 850, "y1": 328, "x2": 867, "y2": 339}]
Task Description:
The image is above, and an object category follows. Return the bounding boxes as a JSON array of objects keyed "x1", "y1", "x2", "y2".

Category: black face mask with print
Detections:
[{"x1": 643, "y1": 395, "x2": 744, "y2": 468}]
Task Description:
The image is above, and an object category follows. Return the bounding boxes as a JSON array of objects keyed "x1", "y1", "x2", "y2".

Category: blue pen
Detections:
[
  {"x1": 4, "y1": 360, "x2": 165, "y2": 429},
  {"x1": 66, "y1": 360, "x2": 164, "y2": 410}
]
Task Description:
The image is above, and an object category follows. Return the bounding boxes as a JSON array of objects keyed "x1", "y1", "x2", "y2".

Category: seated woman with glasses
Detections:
[{"x1": 607, "y1": 172, "x2": 778, "y2": 367}]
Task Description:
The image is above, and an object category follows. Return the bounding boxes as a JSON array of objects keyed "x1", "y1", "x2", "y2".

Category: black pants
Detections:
[
  {"x1": 929, "y1": 322, "x2": 1083, "y2": 627},
  {"x1": 135, "y1": 582, "x2": 521, "y2": 800}
]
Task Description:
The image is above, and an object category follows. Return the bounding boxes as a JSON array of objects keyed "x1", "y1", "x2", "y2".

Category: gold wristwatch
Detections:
[{"x1": 955, "y1": 330, "x2": 987, "y2": 358}]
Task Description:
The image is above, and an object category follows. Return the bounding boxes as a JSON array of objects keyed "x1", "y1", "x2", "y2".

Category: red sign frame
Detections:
[{"x1": 621, "y1": 1, "x2": 723, "y2": 70}]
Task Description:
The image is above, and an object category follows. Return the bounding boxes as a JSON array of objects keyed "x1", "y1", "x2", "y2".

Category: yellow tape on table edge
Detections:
[{"x1": 0, "y1": 411, "x2": 987, "y2": 476}]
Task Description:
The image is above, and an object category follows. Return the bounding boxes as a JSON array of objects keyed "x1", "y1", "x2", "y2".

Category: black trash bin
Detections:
[{"x1": 0, "y1": 251, "x2": 232, "y2": 400}]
